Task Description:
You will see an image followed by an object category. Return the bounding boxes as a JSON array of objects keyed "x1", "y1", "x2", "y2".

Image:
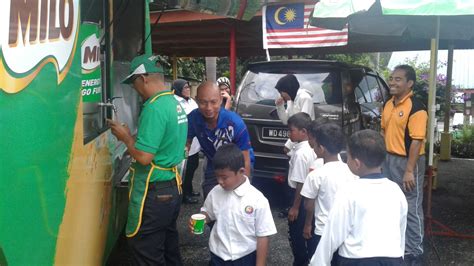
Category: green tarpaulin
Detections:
[{"x1": 313, "y1": 0, "x2": 474, "y2": 18}]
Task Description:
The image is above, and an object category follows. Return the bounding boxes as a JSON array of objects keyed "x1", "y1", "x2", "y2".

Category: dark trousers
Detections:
[
  {"x1": 183, "y1": 153, "x2": 199, "y2": 197},
  {"x1": 288, "y1": 190, "x2": 318, "y2": 266},
  {"x1": 128, "y1": 182, "x2": 183, "y2": 266},
  {"x1": 337, "y1": 256, "x2": 404, "y2": 266},
  {"x1": 210, "y1": 251, "x2": 256, "y2": 266}
]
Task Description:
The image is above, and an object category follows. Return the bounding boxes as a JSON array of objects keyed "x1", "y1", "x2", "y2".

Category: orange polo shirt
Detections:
[{"x1": 381, "y1": 92, "x2": 427, "y2": 156}]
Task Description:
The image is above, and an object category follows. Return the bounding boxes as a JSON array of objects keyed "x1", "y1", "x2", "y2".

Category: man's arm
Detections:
[
  {"x1": 108, "y1": 120, "x2": 154, "y2": 165},
  {"x1": 185, "y1": 138, "x2": 193, "y2": 157},
  {"x1": 221, "y1": 90, "x2": 233, "y2": 110},
  {"x1": 288, "y1": 182, "x2": 303, "y2": 222},
  {"x1": 403, "y1": 139, "x2": 423, "y2": 192},
  {"x1": 303, "y1": 197, "x2": 315, "y2": 239},
  {"x1": 256, "y1": 236, "x2": 269, "y2": 266},
  {"x1": 242, "y1": 149, "x2": 251, "y2": 178}
]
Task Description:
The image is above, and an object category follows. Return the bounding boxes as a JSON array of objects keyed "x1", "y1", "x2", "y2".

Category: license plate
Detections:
[{"x1": 262, "y1": 127, "x2": 289, "y2": 140}]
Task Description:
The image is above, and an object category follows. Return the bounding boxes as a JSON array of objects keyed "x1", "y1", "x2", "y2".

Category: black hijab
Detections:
[
  {"x1": 275, "y1": 74, "x2": 299, "y2": 101},
  {"x1": 172, "y1": 79, "x2": 190, "y2": 100}
]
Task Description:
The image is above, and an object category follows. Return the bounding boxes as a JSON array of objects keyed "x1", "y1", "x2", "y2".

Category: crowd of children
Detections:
[{"x1": 187, "y1": 111, "x2": 408, "y2": 266}]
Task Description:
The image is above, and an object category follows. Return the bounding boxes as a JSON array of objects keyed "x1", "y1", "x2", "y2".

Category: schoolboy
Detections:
[
  {"x1": 189, "y1": 144, "x2": 277, "y2": 266},
  {"x1": 300, "y1": 123, "x2": 357, "y2": 260},
  {"x1": 310, "y1": 130, "x2": 408, "y2": 266},
  {"x1": 286, "y1": 112, "x2": 318, "y2": 266}
]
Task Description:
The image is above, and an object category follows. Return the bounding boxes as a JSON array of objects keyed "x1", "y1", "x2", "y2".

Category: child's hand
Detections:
[
  {"x1": 303, "y1": 224, "x2": 313, "y2": 239},
  {"x1": 288, "y1": 206, "x2": 299, "y2": 222},
  {"x1": 188, "y1": 218, "x2": 194, "y2": 234}
]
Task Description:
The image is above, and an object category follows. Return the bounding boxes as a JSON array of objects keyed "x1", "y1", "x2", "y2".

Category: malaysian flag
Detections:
[{"x1": 262, "y1": 2, "x2": 348, "y2": 49}]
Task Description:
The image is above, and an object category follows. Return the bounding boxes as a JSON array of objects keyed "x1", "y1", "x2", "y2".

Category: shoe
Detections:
[
  {"x1": 182, "y1": 196, "x2": 198, "y2": 204},
  {"x1": 191, "y1": 191, "x2": 200, "y2": 197}
]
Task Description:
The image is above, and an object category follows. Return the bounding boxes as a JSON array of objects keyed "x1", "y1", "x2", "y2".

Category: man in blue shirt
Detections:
[{"x1": 188, "y1": 81, "x2": 254, "y2": 199}]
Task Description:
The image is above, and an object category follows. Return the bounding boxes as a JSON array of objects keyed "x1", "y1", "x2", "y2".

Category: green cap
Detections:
[{"x1": 122, "y1": 54, "x2": 164, "y2": 84}]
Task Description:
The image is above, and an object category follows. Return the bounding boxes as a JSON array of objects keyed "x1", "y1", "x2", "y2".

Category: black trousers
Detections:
[
  {"x1": 288, "y1": 189, "x2": 318, "y2": 266},
  {"x1": 128, "y1": 182, "x2": 183, "y2": 266},
  {"x1": 337, "y1": 256, "x2": 404, "y2": 266},
  {"x1": 210, "y1": 251, "x2": 256, "y2": 266},
  {"x1": 183, "y1": 153, "x2": 199, "y2": 197}
]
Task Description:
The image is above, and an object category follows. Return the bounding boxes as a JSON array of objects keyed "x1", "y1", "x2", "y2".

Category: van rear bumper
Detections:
[{"x1": 252, "y1": 152, "x2": 288, "y2": 181}]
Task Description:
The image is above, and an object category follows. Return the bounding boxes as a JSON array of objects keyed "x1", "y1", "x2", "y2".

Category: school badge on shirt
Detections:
[{"x1": 244, "y1": 205, "x2": 254, "y2": 214}]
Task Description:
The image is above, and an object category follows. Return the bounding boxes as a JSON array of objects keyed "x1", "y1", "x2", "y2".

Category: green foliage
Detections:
[
  {"x1": 395, "y1": 57, "x2": 453, "y2": 117},
  {"x1": 157, "y1": 55, "x2": 206, "y2": 80},
  {"x1": 157, "y1": 53, "x2": 390, "y2": 87},
  {"x1": 451, "y1": 125, "x2": 474, "y2": 158}
]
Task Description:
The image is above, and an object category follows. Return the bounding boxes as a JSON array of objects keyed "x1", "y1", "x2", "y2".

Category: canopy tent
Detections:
[{"x1": 311, "y1": 0, "x2": 474, "y2": 240}]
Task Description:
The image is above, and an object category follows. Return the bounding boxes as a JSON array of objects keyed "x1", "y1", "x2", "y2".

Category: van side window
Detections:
[
  {"x1": 356, "y1": 75, "x2": 385, "y2": 130},
  {"x1": 366, "y1": 75, "x2": 383, "y2": 102},
  {"x1": 356, "y1": 75, "x2": 382, "y2": 103}
]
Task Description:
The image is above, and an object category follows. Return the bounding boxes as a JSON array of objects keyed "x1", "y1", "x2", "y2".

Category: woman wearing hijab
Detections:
[
  {"x1": 173, "y1": 79, "x2": 200, "y2": 204},
  {"x1": 275, "y1": 74, "x2": 315, "y2": 124}
]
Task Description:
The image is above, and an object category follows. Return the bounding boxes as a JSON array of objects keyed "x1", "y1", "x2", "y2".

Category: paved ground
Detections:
[{"x1": 108, "y1": 157, "x2": 474, "y2": 266}]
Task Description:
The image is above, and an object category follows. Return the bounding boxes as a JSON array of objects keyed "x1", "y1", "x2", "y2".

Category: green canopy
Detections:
[
  {"x1": 313, "y1": 0, "x2": 474, "y2": 17},
  {"x1": 380, "y1": 0, "x2": 474, "y2": 16},
  {"x1": 175, "y1": 0, "x2": 262, "y2": 20}
]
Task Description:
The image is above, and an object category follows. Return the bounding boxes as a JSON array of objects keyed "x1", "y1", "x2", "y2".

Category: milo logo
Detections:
[
  {"x1": 0, "y1": 0, "x2": 79, "y2": 93},
  {"x1": 81, "y1": 33, "x2": 100, "y2": 72},
  {"x1": 80, "y1": 23, "x2": 102, "y2": 102}
]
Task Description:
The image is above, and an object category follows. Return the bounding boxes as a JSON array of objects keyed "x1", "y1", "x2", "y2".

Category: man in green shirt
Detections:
[{"x1": 109, "y1": 54, "x2": 187, "y2": 265}]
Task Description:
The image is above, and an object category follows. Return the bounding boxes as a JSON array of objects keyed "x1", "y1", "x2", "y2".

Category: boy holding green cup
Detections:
[{"x1": 188, "y1": 144, "x2": 277, "y2": 266}]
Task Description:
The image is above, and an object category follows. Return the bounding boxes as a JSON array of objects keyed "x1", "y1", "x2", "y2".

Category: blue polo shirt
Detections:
[{"x1": 188, "y1": 107, "x2": 254, "y2": 177}]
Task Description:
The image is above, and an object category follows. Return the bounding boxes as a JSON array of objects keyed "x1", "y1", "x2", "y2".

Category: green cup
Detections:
[{"x1": 191, "y1": 213, "x2": 206, "y2": 235}]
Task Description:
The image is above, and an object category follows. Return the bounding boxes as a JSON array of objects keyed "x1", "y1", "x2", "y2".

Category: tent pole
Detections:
[
  {"x1": 440, "y1": 44, "x2": 454, "y2": 160},
  {"x1": 425, "y1": 19, "x2": 474, "y2": 240},
  {"x1": 426, "y1": 16, "x2": 439, "y2": 222},
  {"x1": 230, "y1": 26, "x2": 237, "y2": 95},
  {"x1": 427, "y1": 17, "x2": 439, "y2": 167},
  {"x1": 172, "y1": 55, "x2": 178, "y2": 80}
]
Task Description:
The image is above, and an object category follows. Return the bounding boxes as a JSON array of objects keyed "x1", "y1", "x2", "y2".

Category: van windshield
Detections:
[{"x1": 239, "y1": 71, "x2": 341, "y2": 106}]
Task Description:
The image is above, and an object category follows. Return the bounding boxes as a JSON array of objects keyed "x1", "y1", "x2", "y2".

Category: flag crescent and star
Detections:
[
  {"x1": 262, "y1": 2, "x2": 348, "y2": 49},
  {"x1": 274, "y1": 6, "x2": 296, "y2": 25}
]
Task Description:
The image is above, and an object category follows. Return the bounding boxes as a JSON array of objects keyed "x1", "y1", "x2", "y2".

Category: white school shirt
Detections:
[
  {"x1": 309, "y1": 177, "x2": 408, "y2": 266},
  {"x1": 300, "y1": 161, "x2": 358, "y2": 235},
  {"x1": 288, "y1": 141, "x2": 317, "y2": 189},
  {"x1": 175, "y1": 95, "x2": 200, "y2": 156},
  {"x1": 201, "y1": 177, "x2": 277, "y2": 261}
]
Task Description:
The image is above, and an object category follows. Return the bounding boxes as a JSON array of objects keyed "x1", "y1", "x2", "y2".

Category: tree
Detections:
[{"x1": 396, "y1": 58, "x2": 454, "y2": 118}]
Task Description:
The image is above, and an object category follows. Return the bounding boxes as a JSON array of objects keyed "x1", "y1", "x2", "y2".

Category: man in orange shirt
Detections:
[{"x1": 381, "y1": 65, "x2": 427, "y2": 266}]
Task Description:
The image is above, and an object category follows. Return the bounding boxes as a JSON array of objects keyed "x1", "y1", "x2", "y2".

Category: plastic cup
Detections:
[{"x1": 191, "y1": 213, "x2": 206, "y2": 235}]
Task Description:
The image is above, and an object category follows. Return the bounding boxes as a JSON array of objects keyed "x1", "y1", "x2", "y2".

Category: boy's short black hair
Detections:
[
  {"x1": 287, "y1": 112, "x2": 311, "y2": 130},
  {"x1": 212, "y1": 143, "x2": 244, "y2": 172},
  {"x1": 309, "y1": 123, "x2": 345, "y2": 154},
  {"x1": 348, "y1": 129, "x2": 386, "y2": 168}
]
